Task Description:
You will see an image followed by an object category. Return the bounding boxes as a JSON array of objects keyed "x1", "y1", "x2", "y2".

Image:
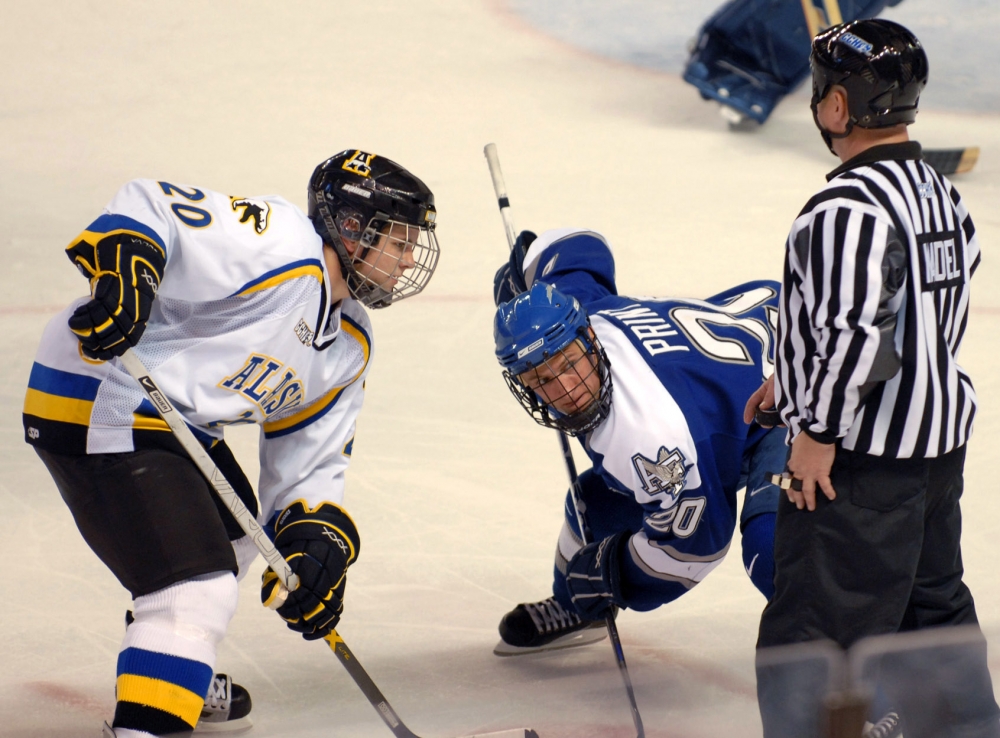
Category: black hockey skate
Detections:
[
  {"x1": 196, "y1": 673, "x2": 253, "y2": 734},
  {"x1": 494, "y1": 597, "x2": 608, "y2": 656}
]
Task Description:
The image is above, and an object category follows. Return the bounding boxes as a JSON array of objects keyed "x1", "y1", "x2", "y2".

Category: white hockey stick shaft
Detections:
[
  {"x1": 482, "y1": 143, "x2": 645, "y2": 738},
  {"x1": 118, "y1": 349, "x2": 299, "y2": 601},
  {"x1": 484, "y1": 143, "x2": 518, "y2": 249}
]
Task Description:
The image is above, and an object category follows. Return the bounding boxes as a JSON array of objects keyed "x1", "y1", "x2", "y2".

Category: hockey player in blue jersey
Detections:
[{"x1": 491, "y1": 228, "x2": 787, "y2": 654}]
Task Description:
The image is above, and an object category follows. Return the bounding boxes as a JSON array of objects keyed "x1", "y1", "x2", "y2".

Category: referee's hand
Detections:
[{"x1": 786, "y1": 433, "x2": 837, "y2": 511}]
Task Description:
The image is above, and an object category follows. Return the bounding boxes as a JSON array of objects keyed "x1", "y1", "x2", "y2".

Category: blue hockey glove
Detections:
[
  {"x1": 66, "y1": 233, "x2": 165, "y2": 360},
  {"x1": 492, "y1": 230, "x2": 536, "y2": 306},
  {"x1": 565, "y1": 531, "x2": 629, "y2": 620},
  {"x1": 261, "y1": 500, "x2": 360, "y2": 641}
]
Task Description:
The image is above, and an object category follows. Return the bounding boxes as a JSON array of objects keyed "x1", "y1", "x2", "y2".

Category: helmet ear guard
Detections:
[{"x1": 333, "y1": 207, "x2": 366, "y2": 244}]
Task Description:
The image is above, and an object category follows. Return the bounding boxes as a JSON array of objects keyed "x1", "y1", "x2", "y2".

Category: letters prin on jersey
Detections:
[{"x1": 597, "y1": 304, "x2": 689, "y2": 356}]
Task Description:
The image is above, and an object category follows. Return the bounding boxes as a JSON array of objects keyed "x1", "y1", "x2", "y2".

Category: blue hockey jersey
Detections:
[{"x1": 520, "y1": 228, "x2": 779, "y2": 609}]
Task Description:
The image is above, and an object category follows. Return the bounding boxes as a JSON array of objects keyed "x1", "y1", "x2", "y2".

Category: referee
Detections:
[{"x1": 746, "y1": 19, "x2": 1000, "y2": 738}]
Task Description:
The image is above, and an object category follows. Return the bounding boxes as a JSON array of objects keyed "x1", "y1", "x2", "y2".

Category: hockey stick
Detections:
[
  {"x1": 923, "y1": 147, "x2": 980, "y2": 176},
  {"x1": 119, "y1": 349, "x2": 537, "y2": 738},
  {"x1": 324, "y1": 631, "x2": 537, "y2": 738},
  {"x1": 484, "y1": 143, "x2": 646, "y2": 738},
  {"x1": 118, "y1": 349, "x2": 298, "y2": 596}
]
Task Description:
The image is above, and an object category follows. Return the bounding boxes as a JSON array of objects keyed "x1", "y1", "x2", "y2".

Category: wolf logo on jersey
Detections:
[{"x1": 231, "y1": 197, "x2": 270, "y2": 234}]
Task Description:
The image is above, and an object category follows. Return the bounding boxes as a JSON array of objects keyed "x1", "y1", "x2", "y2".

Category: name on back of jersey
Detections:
[{"x1": 597, "y1": 305, "x2": 690, "y2": 357}]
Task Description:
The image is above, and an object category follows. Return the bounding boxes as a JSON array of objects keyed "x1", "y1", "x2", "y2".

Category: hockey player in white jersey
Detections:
[
  {"x1": 491, "y1": 228, "x2": 785, "y2": 654},
  {"x1": 22, "y1": 150, "x2": 439, "y2": 736}
]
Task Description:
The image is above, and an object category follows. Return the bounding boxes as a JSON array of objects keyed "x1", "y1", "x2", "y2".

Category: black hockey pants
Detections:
[{"x1": 755, "y1": 444, "x2": 1000, "y2": 738}]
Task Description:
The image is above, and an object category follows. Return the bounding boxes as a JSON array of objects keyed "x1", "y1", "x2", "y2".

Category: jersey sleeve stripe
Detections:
[
  {"x1": 74, "y1": 213, "x2": 167, "y2": 256},
  {"x1": 230, "y1": 258, "x2": 324, "y2": 297},
  {"x1": 627, "y1": 533, "x2": 729, "y2": 589}
]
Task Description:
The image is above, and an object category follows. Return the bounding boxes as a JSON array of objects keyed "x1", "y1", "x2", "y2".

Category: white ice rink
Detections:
[{"x1": 2, "y1": 2, "x2": 999, "y2": 737}]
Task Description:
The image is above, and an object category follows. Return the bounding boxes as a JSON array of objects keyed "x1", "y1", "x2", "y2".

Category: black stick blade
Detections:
[{"x1": 923, "y1": 147, "x2": 980, "y2": 175}]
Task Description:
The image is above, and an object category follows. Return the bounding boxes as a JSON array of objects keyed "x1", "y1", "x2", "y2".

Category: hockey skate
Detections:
[
  {"x1": 195, "y1": 673, "x2": 253, "y2": 734},
  {"x1": 494, "y1": 597, "x2": 608, "y2": 656},
  {"x1": 862, "y1": 711, "x2": 903, "y2": 738}
]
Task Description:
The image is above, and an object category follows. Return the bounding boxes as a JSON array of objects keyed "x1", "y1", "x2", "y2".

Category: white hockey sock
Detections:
[{"x1": 114, "y1": 572, "x2": 238, "y2": 735}]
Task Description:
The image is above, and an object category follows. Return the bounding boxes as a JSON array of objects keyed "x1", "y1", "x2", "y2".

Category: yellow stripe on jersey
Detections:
[
  {"x1": 233, "y1": 262, "x2": 324, "y2": 297},
  {"x1": 115, "y1": 674, "x2": 204, "y2": 726},
  {"x1": 132, "y1": 413, "x2": 170, "y2": 431},
  {"x1": 262, "y1": 315, "x2": 371, "y2": 438},
  {"x1": 23, "y1": 388, "x2": 94, "y2": 426},
  {"x1": 262, "y1": 382, "x2": 348, "y2": 435},
  {"x1": 339, "y1": 316, "x2": 371, "y2": 384}
]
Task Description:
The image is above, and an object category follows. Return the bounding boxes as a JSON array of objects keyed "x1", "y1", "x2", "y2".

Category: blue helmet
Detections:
[{"x1": 494, "y1": 282, "x2": 612, "y2": 436}]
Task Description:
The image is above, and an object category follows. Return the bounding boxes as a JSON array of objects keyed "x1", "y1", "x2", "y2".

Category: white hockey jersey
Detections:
[{"x1": 24, "y1": 179, "x2": 372, "y2": 520}]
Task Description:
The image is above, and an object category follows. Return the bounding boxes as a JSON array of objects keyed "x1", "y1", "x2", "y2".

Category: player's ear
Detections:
[
  {"x1": 829, "y1": 85, "x2": 851, "y2": 133},
  {"x1": 339, "y1": 237, "x2": 360, "y2": 257}
]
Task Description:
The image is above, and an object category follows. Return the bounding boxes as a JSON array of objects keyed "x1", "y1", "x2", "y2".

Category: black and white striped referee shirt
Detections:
[{"x1": 775, "y1": 141, "x2": 980, "y2": 458}]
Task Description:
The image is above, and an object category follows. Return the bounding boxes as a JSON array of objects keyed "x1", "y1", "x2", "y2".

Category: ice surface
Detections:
[{"x1": 1, "y1": 2, "x2": 998, "y2": 737}]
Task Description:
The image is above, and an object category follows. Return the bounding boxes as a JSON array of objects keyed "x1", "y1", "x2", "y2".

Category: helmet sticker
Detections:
[
  {"x1": 517, "y1": 337, "x2": 545, "y2": 360},
  {"x1": 342, "y1": 150, "x2": 376, "y2": 177},
  {"x1": 341, "y1": 183, "x2": 372, "y2": 199},
  {"x1": 837, "y1": 32, "x2": 874, "y2": 57}
]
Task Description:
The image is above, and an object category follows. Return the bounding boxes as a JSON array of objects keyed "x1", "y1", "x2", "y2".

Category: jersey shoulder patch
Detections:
[{"x1": 631, "y1": 446, "x2": 689, "y2": 506}]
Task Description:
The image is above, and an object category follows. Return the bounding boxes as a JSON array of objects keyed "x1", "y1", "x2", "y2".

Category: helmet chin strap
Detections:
[{"x1": 811, "y1": 97, "x2": 854, "y2": 156}]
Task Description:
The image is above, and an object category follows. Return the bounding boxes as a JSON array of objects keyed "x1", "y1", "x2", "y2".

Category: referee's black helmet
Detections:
[{"x1": 811, "y1": 19, "x2": 928, "y2": 129}]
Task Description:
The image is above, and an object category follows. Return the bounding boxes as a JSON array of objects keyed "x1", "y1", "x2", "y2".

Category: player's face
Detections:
[
  {"x1": 352, "y1": 222, "x2": 418, "y2": 290},
  {"x1": 518, "y1": 338, "x2": 601, "y2": 416}
]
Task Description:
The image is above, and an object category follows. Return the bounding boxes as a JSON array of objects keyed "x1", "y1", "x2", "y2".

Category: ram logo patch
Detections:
[{"x1": 632, "y1": 446, "x2": 688, "y2": 503}]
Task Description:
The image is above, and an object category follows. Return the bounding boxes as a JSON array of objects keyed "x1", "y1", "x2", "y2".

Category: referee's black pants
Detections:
[{"x1": 755, "y1": 444, "x2": 1000, "y2": 738}]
